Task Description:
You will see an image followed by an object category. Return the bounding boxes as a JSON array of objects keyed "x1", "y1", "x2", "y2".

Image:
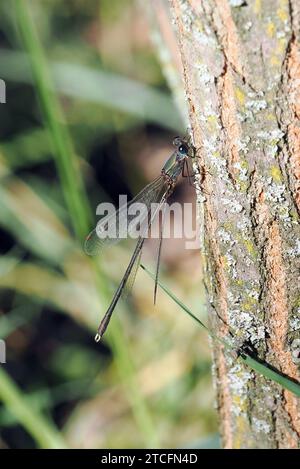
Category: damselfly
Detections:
[{"x1": 85, "y1": 135, "x2": 196, "y2": 341}]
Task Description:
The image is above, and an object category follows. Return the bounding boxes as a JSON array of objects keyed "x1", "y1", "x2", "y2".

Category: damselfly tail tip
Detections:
[
  {"x1": 95, "y1": 332, "x2": 102, "y2": 343},
  {"x1": 153, "y1": 286, "x2": 158, "y2": 305}
]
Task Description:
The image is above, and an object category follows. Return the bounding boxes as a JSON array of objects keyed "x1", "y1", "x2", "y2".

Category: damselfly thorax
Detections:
[{"x1": 161, "y1": 136, "x2": 195, "y2": 191}]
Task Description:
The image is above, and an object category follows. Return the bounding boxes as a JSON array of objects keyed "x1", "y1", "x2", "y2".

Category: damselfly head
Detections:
[{"x1": 172, "y1": 136, "x2": 189, "y2": 156}]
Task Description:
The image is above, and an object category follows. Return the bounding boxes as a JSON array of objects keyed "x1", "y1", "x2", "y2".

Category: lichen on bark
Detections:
[{"x1": 169, "y1": 0, "x2": 300, "y2": 448}]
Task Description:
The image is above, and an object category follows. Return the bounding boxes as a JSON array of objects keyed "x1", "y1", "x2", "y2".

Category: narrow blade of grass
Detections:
[
  {"x1": 140, "y1": 264, "x2": 300, "y2": 398},
  {"x1": 241, "y1": 355, "x2": 300, "y2": 398},
  {"x1": 14, "y1": 0, "x2": 90, "y2": 240},
  {"x1": 0, "y1": 367, "x2": 67, "y2": 448}
]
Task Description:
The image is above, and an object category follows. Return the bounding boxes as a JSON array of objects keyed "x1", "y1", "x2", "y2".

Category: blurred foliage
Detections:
[{"x1": 0, "y1": 0, "x2": 217, "y2": 449}]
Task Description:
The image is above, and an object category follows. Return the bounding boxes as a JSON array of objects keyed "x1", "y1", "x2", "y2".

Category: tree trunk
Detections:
[{"x1": 168, "y1": 0, "x2": 300, "y2": 448}]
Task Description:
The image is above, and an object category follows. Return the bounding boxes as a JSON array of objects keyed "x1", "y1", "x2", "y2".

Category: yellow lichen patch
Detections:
[
  {"x1": 223, "y1": 221, "x2": 233, "y2": 232},
  {"x1": 235, "y1": 330, "x2": 244, "y2": 339},
  {"x1": 234, "y1": 279, "x2": 244, "y2": 287},
  {"x1": 207, "y1": 115, "x2": 217, "y2": 124},
  {"x1": 254, "y1": 0, "x2": 261, "y2": 15},
  {"x1": 277, "y1": 8, "x2": 288, "y2": 22},
  {"x1": 241, "y1": 296, "x2": 258, "y2": 311},
  {"x1": 270, "y1": 55, "x2": 281, "y2": 66},
  {"x1": 221, "y1": 255, "x2": 229, "y2": 271},
  {"x1": 276, "y1": 37, "x2": 287, "y2": 54},
  {"x1": 235, "y1": 87, "x2": 245, "y2": 106},
  {"x1": 234, "y1": 232, "x2": 256, "y2": 256},
  {"x1": 266, "y1": 112, "x2": 276, "y2": 121},
  {"x1": 270, "y1": 165, "x2": 282, "y2": 183},
  {"x1": 233, "y1": 414, "x2": 248, "y2": 448},
  {"x1": 207, "y1": 115, "x2": 218, "y2": 132},
  {"x1": 237, "y1": 159, "x2": 249, "y2": 174},
  {"x1": 194, "y1": 18, "x2": 204, "y2": 33},
  {"x1": 232, "y1": 394, "x2": 247, "y2": 412},
  {"x1": 243, "y1": 239, "x2": 257, "y2": 257},
  {"x1": 238, "y1": 181, "x2": 248, "y2": 193},
  {"x1": 269, "y1": 37, "x2": 287, "y2": 69},
  {"x1": 290, "y1": 210, "x2": 299, "y2": 222},
  {"x1": 278, "y1": 206, "x2": 289, "y2": 218},
  {"x1": 266, "y1": 22, "x2": 275, "y2": 38},
  {"x1": 242, "y1": 302, "x2": 252, "y2": 311}
]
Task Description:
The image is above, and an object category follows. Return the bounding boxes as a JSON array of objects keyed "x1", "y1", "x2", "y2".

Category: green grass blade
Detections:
[
  {"x1": 141, "y1": 264, "x2": 300, "y2": 398},
  {"x1": 14, "y1": 0, "x2": 90, "y2": 240},
  {"x1": 242, "y1": 355, "x2": 300, "y2": 398},
  {"x1": 0, "y1": 367, "x2": 67, "y2": 448},
  {"x1": 140, "y1": 264, "x2": 209, "y2": 333}
]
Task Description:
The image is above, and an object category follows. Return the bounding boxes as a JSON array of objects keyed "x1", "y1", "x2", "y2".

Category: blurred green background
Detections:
[{"x1": 0, "y1": 0, "x2": 217, "y2": 448}]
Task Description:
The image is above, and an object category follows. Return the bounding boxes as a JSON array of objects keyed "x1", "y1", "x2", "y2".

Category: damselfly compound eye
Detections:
[{"x1": 178, "y1": 144, "x2": 188, "y2": 155}]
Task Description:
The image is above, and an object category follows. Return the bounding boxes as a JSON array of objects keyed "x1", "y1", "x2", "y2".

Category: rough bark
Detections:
[{"x1": 168, "y1": 0, "x2": 300, "y2": 448}]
